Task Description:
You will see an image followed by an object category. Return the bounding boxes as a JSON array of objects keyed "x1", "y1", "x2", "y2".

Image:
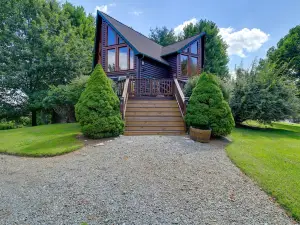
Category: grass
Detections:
[
  {"x1": 0, "y1": 123, "x2": 84, "y2": 157},
  {"x1": 226, "y1": 122, "x2": 300, "y2": 221}
]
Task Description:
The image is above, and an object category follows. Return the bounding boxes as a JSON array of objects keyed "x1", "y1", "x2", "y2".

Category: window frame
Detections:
[{"x1": 180, "y1": 40, "x2": 199, "y2": 76}]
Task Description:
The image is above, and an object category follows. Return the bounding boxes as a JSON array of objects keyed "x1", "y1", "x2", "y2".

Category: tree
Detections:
[
  {"x1": 266, "y1": 25, "x2": 300, "y2": 94},
  {"x1": 180, "y1": 20, "x2": 229, "y2": 79},
  {"x1": 75, "y1": 65, "x2": 124, "y2": 139},
  {"x1": 230, "y1": 62, "x2": 300, "y2": 124},
  {"x1": 149, "y1": 26, "x2": 177, "y2": 47},
  {"x1": 0, "y1": 0, "x2": 94, "y2": 126},
  {"x1": 185, "y1": 73, "x2": 235, "y2": 136}
]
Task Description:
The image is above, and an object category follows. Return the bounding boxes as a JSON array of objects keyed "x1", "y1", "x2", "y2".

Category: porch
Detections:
[{"x1": 116, "y1": 78, "x2": 189, "y2": 135}]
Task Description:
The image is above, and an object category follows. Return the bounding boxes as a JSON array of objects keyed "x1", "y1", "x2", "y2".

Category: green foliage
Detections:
[
  {"x1": 75, "y1": 65, "x2": 124, "y2": 139},
  {"x1": 149, "y1": 26, "x2": 177, "y2": 46},
  {"x1": 185, "y1": 73, "x2": 235, "y2": 136},
  {"x1": 0, "y1": 0, "x2": 95, "y2": 125},
  {"x1": 179, "y1": 20, "x2": 229, "y2": 79},
  {"x1": 267, "y1": 25, "x2": 300, "y2": 93},
  {"x1": 0, "y1": 120, "x2": 15, "y2": 130},
  {"x1": 230, "y1": 61, "x2": 300, "y2": 124},
  {"x1": 184, "y1": 75, "x2": 231, "y2": 101}
]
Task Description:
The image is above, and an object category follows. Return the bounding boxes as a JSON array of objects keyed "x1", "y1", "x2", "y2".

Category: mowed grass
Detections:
[
  {"x1": 0, "y1": 123, "x2": 83, "y2": 157},
  {"x1": 226, "y1": 122, "x2": 300, "y2": 221}
]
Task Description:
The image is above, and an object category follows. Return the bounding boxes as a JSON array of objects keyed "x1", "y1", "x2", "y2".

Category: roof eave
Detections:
[
  {"x1": 161, "y1": 32, "x2": 206, "y2": 57},
  {"x1": 97, "y1": 10, "x2": 140, "y2": 55}
]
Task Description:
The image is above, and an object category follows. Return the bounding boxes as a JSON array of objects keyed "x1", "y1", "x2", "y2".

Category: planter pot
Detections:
[{"x1": 189, "y1": 126, "x2": 211, "y2": 143}]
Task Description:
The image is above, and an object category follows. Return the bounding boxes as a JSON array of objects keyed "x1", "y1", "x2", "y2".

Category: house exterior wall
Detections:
[
  {"x1": 165, "y1": 54, "x2": 177, "y2": 78},
  {"x1": 138, "y1": 57, "x2": 170, "y2": 79}
]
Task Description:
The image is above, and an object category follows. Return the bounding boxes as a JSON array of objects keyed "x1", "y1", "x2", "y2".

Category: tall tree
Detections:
[
  {"x1": 0, "y1": 0, "x2": 95, "y2": 125},
  {"x1": 266, "y1": 25, "x2": 300, "y2": 94},
  {"x1": 149, "y1": 26, "x2": 177, "y2": 47},
  {"x1": 180, "y1": 20, "x2": 229, "y2": 79}
]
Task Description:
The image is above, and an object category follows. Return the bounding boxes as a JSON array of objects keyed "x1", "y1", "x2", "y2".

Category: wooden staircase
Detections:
[{"x1": 124, "y1": 99, "x2": 186, "y2": 136}]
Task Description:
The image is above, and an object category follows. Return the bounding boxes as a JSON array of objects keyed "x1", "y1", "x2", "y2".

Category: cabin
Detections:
[{"x1": 93, "y1": 11, "x2": 206, "y2": 135}]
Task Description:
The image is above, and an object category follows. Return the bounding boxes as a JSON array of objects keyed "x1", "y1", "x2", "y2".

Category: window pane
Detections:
[
  {"x1": 183, "y1": 47, "x2": 189, "y2": 53},
  {"x1": 107, "y1": 49, "x2": 116, "y2": 72},
  {"x1": 119, "y1": 37, "x2": 125, "y2": 44},
  {"x1": 107, "y1": 26, "x2": 116, "y2": 45},
  {"x1": 190, "y1": 56, "x2": 198, "y2": 76},
  {"x1": 119, "y1": 47, "x2": 128, "y2": 70},
  {"x1": 180, "y1": 55, "x2": 188, "y2": 76},
  {"x1": 129, "y1": 49, "x2": 134, "y2": 69},
  {"x1": 191, "y1": 42, "x2": 198, "y2": 54}
]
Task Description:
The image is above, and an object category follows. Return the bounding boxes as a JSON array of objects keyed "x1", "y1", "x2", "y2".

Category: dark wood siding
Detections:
[
  {"x1": 165, "y1": 54, "x2": 177, "y2": 78},
  {"x1": 139, "y1": 57, "x2": 169, "y2": 79}
]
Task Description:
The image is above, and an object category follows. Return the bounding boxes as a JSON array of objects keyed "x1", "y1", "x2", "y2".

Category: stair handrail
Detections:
[
  {"x1": 120, "y1": 77, "x2": 130, "y2": 120},
  {"x1": 174, "y1": 78, "x2": 189, "y2": 119}
]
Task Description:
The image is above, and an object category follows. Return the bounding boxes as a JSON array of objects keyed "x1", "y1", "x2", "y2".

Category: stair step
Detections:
[
  {"x1": 127, "y1": 103, "x2": 178, "y2": 108},
  {"x1": 128, "y1": 100, "x2": 176, "y2": 104},
  {"x1": 125, "y1": 116, "x2": 183, "y2": 122},
  {"x1": 126, "y1": 121, "x2": 185, "y2": 126},
  {"x1": 124, "y1": 131, "x2": 185, "y2": 136},
  {"x1": 126, "y1": 111, "x2": 181, "y2": 117},
  {"x1": 125, "y1": 126, "x2": 185, "y2": 131},
  {"x1": 126, "y1": 107, "x2": 179, "y2": 112}
]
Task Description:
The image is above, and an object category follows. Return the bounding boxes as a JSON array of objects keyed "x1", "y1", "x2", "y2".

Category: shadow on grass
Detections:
[{"x1": 236, "y1": 123, "x2": 300, "y2": 140}]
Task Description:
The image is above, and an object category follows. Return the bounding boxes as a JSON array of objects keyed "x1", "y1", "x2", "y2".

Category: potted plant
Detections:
[{"x1": 185, "y1": 73, "x2": 235, "y2": 143}]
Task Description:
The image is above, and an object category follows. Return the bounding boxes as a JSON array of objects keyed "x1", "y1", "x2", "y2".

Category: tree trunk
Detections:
[{"x1": 32, "y1": 110, "x2": 37, "y2": 126}]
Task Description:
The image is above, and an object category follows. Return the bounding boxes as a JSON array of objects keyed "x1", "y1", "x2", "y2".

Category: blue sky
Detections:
[{"x1": 67, "y1": 0, "x2": 300, "y2": 72}]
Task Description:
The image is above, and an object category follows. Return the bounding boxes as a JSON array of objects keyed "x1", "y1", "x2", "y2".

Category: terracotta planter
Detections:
[{"x1": 189, "y1": 126, "x2": 211, "y2": 143}]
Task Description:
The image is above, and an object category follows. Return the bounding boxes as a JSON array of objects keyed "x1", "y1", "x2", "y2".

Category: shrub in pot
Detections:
[
  {"x1": 185, "y1": 73, "x2": 235, "y2": 142},
  {"x1": 75, "y1": 64, "x2": 124, "y2": 139}
]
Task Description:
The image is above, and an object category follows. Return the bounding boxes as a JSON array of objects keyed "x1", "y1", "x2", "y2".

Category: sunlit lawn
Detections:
[
  {"x1": 226, "y1": 122, "x2": 300, "y2": 221},
  {"x1": 0, "y1": 123, "x2": 83, "y2": 157}
]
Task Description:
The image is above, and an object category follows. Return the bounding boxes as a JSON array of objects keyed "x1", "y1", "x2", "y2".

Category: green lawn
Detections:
[
  {"x1": 0, "y1": 123, "x2": 83, "y2": 157},
  {"x1": 226, "y1": 122, "x2": 300, "y2": 221}
]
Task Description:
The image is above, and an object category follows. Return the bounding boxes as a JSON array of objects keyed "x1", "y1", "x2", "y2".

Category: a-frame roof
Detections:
[{"x1": 97, "y1": 11, "x2": 205, "y2": 66}]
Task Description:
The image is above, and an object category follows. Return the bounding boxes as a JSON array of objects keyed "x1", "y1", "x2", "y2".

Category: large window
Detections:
[
  {"x1": 191, "y1": 42, "x2": 198, "y2": 54},
  {"x1": 181, "y1": 55, "x2": 188, "y2": 76},
  {"x1": 190, "y1": 56, "x2": 198, "y2": 76},
  {"x1": 107, "y1": 27, "x2": 116, "y2": 46},
  {"x1": 129, "y1": 49, "x2": 134, "y2": 69},
  {"x1": 107, "y1": 49, "x2": 116, "y2": 72},
  {"x1": 119, "y1": 47, "x2": 128, "y2": 70}
]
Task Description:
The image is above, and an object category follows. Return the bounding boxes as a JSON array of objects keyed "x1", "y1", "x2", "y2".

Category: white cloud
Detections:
[
  {"x1": 174, "y1": 18, "x2": 198, "y2": 35},
  {"x1": 94, "y1": 3, "x2": 116, "y2": 15},
  {"x1": 174, "y1": 18, "x2": 270, "y2": 58},
  {"x1": 129, "y1": 11, "x2": 143, "y2": 16},
  {"x1": 219, "y1": 27, "x2": 269, "y2": 57}
]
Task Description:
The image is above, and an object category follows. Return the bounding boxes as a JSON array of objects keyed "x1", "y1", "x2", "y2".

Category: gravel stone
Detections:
[{"x1": 0, "y1": 136, "x2": 296, "y2": 225}]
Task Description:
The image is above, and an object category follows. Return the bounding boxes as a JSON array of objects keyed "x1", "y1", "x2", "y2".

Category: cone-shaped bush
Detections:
[
  {"x1": 185, "y1": 73, "x2": 235, "y2": 136},
  {"x1": 75, "y1": 64, "x2": 124, "y2": 138}
]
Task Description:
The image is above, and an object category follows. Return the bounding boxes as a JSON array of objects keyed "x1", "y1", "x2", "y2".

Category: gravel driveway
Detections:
[{"x1": 0, "y1": 135, "x2": 295, "y2": 225}]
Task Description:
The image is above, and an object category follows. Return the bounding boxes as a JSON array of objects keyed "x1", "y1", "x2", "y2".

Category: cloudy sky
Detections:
[{"x1": 67, "y1": 0, "x2": 300, "y2": 71}]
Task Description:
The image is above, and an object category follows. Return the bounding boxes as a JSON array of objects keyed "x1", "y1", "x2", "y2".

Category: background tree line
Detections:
[{"x1": 0, "y1": 0, "x2": 95, "y2": 126}]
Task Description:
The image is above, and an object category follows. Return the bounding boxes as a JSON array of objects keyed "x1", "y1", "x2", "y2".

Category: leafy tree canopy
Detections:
[
  {"x1": 0, "y1": 0, "x2": 95, "y2": 125},
  {"x1": 149, "y1": 26, "x2": 177, "y2": 47},
  {"x1": 230, "y1": 61, "x2": 300, "y2": 124}
]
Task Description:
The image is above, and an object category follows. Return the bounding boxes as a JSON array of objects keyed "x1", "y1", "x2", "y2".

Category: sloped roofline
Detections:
[
  {"x1": 96, "y1": 11, "x2": 206, "y2": 66},
  {"x1": 161, "y1": 32, "x2": 206, "y2": 57}
]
